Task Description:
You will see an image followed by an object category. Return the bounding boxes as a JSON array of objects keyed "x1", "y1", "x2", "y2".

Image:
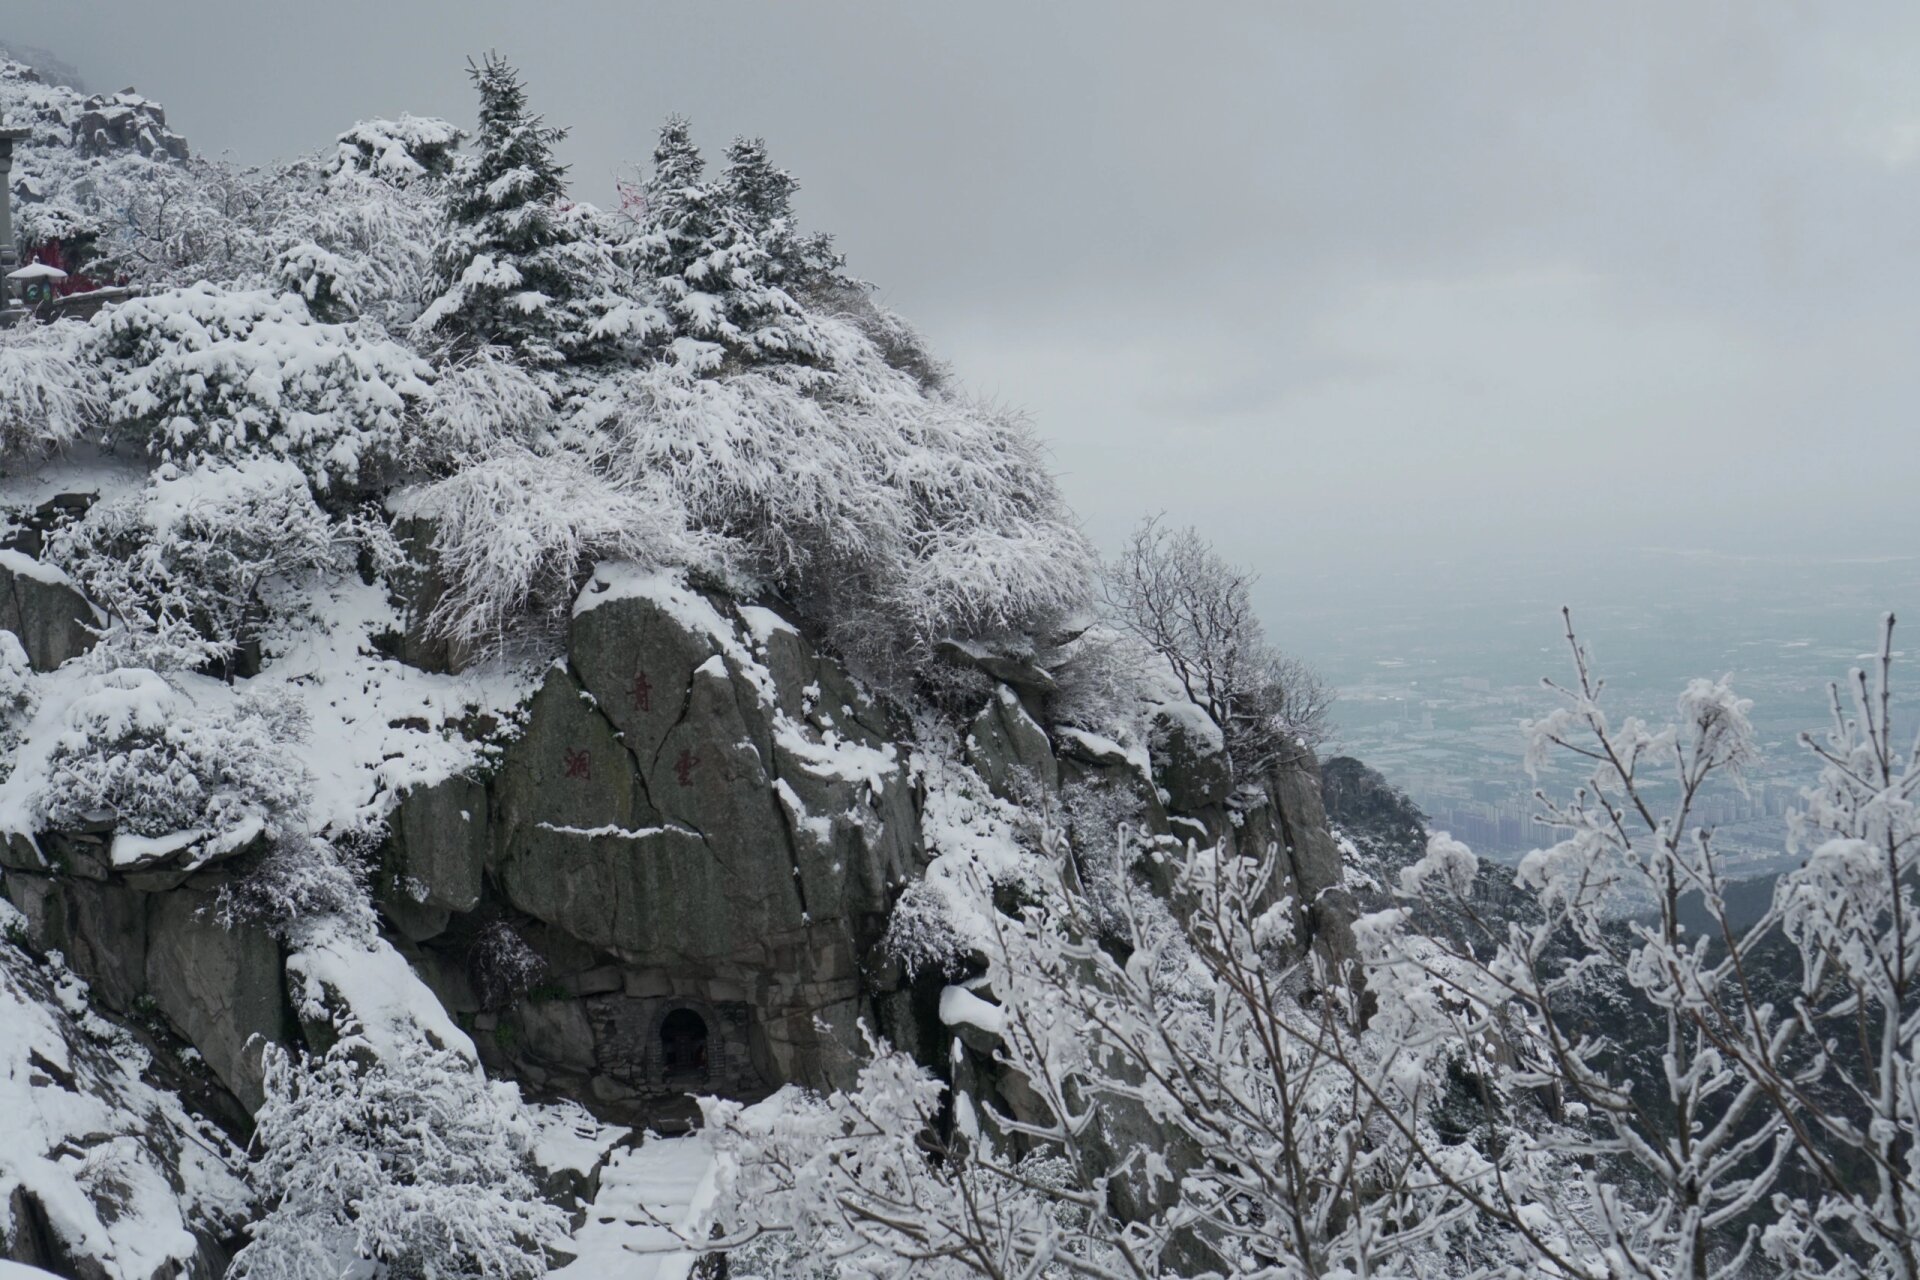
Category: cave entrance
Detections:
[{"x1": 661, "y1": 1008, "x2": 709, "y2": 1080}]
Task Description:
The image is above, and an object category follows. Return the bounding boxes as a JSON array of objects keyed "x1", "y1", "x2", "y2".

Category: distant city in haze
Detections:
[{"x1": 1286, "y1": 549, "x2": 1920, "y2": 876}]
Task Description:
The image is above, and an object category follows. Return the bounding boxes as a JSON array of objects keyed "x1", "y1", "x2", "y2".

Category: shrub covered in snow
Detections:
[
  {"x1": 326, "y1": 114, "x2": 463, "y2": 185},
  {"x1": 467, "y1": 920, "x2": 548, "y2": 1010},
  {"x1": 407, "y1": 447, "x2": 693, "y2": 656},
  {"x1": 37, "y1": 669, "x2": 309, "y2": 848},
  {"x1": 0, "y1": 632, "x2": 36, "y2": 778},
  {"x1": 596, "y1": 361, "x2": 891, "y2": 579},
  {"x1": 231, "y1": 1039, "x2": 567, "y2": 1280},
  {"x1": 50, "y1": 459, "x2": 340, "y2": 676},
  {"x1": 0, "y1": 320, "x2": 105, "y2": 460},
  {"x1": 93, "y1": 285, "x2": 433, "y2": 491},
  {"x1": 1041, "y1": 625, "x2": 1161, "y2": 741},
  {"x1": 270, "y1": 239, "x2": 362, "y2": 324},
  {"x1": 880, "y1": 877, "x2": 969, "y2": 979},
  {"x1": 216, "y1": 833, "x2": 374, "y2": 941},
  {"x1": 596, "y1": 340, "x2": 1093, "y2": 676},
  {"x1": 407, "y1": 347, "x2": 557, "y2": 472},
  {"x1": 292, "y1": 161, "x2": 453, "y2": 333}
]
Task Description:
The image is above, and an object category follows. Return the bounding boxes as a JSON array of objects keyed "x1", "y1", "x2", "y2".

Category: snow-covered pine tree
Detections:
[
  {"x1": 720, "y1": 135, "x2": 844, "y2": 297},
  {"x1": 644, "y1": 114, "x2": 706, "y2": 220},
  {"x1": 716, "y1": 135, "x2": 793, "y2": 229},
  {"x1": 638, "y1": 118, "x2": 818, "y2": 371},
  {"x1": 415, "y1": 55, "x2": 601, "y2": 365}
]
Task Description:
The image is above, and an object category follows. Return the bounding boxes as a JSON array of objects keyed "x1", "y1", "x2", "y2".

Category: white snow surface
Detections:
[
  {"x1": 1148, "y1": 694, "x2": 1226, "y2": 757},
  {"x1": 285, "y1": 918, "x2": 476, "y2": 1061},
  {"x1": 108, "y1": 827, "x2": 205, "y2": 870},
  {"x1": 735, "y1": 604, "x2": 798, "y2": 646},
  {"x1": 0, "y1": 548, "x2": 76, "y2": 588},
  {"x1": 0, "y1": 448, "x2": 149, "y2": 520},
  {"x1": 773, "y1": 778, "x2": 832, "y2": 844},
  {"x1": 529, "y1": 1101, "x2": 631, "y2": 1177},
  {"x1": 1056, "y1": 725, "x2": 1154, "y2": 781},
  {"x1": 939, "y1": 984, "x2": 1007, "y2": 1036},
  {"x1": 0, "y1": 570, "x2": 536, "y2": 846},
  {"x1": 552, "y1": 1135, "x2": 718, "y2": 1280},
  {"x1": 246, "y1": 574, "x2": 537, "y2": 833},
  {"x1": 773, "y1": 713, "x2": 898, "y2": 798}
]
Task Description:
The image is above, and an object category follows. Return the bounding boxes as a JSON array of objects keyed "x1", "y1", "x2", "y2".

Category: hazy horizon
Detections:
[{"x1": 5, "y1": 3, "x2": 1915, "y2": 652}]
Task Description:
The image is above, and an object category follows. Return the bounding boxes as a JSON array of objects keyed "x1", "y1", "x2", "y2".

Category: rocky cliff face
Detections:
[
  {"x1": 0, "y1": 521, "x2": 1357, "y2": 1271},
  {"x1": 395, "y1": 563, "x2": 928, "y2": 1125},
  {"x1": 0, "y1": 898, "x2": 250, "y2": 1280}
]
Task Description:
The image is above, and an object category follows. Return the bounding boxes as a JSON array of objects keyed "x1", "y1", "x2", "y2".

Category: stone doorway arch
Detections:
[{"x1": 659, "y1": 1006, "x2": 709, "y2": 1082}]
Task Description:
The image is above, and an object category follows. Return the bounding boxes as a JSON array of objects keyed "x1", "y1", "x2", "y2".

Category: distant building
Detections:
[
  {"x1": 1, "y1": 111, "x2": 132, "y2": 324},
  {"x1": 0, "y1": 116, "x2": 28, "y2": 322}
]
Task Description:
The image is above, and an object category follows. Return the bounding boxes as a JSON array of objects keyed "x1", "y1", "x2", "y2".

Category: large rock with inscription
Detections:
[
  {"x1": 368, "y1": 559, "x2": 1364, "y2": 1132},
  {"x1": 469, "y1": 565, "x2": 922, "y2": 1120}
]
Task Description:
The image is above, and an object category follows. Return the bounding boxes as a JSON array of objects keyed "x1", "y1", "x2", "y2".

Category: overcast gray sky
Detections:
[{"x1": 6, "y1": 2, "x2": 1917, "y2": 633}]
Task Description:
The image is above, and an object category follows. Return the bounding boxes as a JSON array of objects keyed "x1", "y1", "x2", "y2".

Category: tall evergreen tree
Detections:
[
  {"x1": 718, "y1": 137, "x2": 796, "y2": 231},
  {"x1": 637, "y1": 116, "x2": 717, "y2": 287},
  {"x1": 636, "y1": 118, "x2": 817, "y2": 372},
  {"x1": 720, "y1": 136, "x2": 843, "y2": 295},
  {"x1": 416, "y1": 55, "x2": 605, "y2": 364},
  {"x1": 644, "y1": 118, "x2": 707, "y2": 226}
]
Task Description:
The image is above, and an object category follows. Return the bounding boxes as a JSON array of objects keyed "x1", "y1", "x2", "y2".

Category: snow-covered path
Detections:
[{"x1": 553, "y1": 1135, "x2": 718, "y2": 1280}]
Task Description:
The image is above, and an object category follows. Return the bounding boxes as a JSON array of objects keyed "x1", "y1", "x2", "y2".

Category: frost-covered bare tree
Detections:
[
  {"x1": 1377, "y1": 611, "x2": 1918, "y2": 1280},
  {"x1": 1105, "y1": 515, "x2": 1330, "y2": 780},
  {"x1": 703, "y1": 822, "x2": 1495, "y2": 1280},
  {"x1": 1761, "y1": 613, "x2": 1920, "y2": 1280},
  {"x1": 1367, "y1": 609, "x2": 1799, "y2": 1280}
]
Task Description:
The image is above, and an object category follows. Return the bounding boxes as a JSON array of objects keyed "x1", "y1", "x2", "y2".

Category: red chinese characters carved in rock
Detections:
[
  {"x1": 673, "y1": 748, "x2": 700, "y2": 787},
  {"x1": 562, "y1": 747, "x2": 591, "y2": 781},
  {"x1": 630, "y1": 670, "x2": 652, "y2": 713}
]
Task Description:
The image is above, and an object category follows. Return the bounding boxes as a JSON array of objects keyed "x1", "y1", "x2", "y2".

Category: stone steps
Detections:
[{"x1": 553, "y1": 1133, "x2": 716, "y2": 1280}]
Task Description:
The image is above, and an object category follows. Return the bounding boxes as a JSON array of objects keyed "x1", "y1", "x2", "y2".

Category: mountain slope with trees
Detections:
[{"x1": 0, "y1": 44, "x2": 1913, "y2": 1280}]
